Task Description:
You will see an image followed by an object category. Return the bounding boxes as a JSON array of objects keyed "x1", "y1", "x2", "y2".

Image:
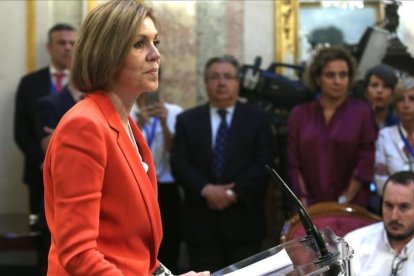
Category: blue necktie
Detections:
[{"x1": 213, "y1": 109, "x2": 229, "y2": 180}]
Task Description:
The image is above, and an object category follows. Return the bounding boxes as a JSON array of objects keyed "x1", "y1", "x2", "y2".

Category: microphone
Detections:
[
  {"x1": 265, "y1": 165, "x2": 339, "y2": 266},
  {"x1": 253, "y1": 56, "x2": 262, "y2": 75}
]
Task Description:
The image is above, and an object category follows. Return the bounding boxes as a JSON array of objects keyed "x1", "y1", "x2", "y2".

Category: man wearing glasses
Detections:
[
  {"x1": 171, "y1": 55, "x2": 276, "y2": 272},
  {"x1": 345, "y1": 171, "x2": 414, "y2": 276}
]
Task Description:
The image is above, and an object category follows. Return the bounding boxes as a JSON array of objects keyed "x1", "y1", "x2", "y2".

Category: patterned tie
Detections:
[
  {"x1": 54, "y1": 72, "x2": 65, "y2": 92},
  {"x1": 213, "y1": 109, "x2": 229, "y2": 180}
]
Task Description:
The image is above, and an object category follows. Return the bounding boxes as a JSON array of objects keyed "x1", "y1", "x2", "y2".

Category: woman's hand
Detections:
[{"x1": 341, "y1": 177, "x2": 363, "y2": 204}]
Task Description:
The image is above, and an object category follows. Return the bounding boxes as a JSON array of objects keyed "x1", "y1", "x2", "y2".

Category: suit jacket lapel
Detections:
[
  {"x1": 88, "y1": 92, "x2": 162, "y2": 255},
  {"x1": 199, "y1": 104, "x2": 214, "y2": 171}
]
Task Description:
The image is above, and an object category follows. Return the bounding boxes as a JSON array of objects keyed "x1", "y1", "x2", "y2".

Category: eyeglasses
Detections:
[
  {"x1": 206, "y1": 74, "x2": 238, "y2": 81},
  {"x1": 390, "y1": 255, "x2": 407, "y2": 276}
]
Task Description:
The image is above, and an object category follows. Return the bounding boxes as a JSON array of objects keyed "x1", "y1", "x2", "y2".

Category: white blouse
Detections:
[{"x1": 375, "y1": 124, "x2": 414, "y2": 195}]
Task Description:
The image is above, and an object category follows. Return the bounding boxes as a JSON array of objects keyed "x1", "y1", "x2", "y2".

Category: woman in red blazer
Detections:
[{"x1": 43, "y1": 1, "x2": 208, "y2": 275}]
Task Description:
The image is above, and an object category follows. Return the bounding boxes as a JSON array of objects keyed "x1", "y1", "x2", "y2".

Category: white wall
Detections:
[
  {"x1": 243, "y1": 1, "x2": 275, "y2": 69},
  {"x1": 0, "y1": 1, "x2": 29, "y2": 214},
  {"x1": 399, "y1": 1, "x2": 414, "y2": 57},
  {"x1": 35, "y1": 1, "x2": 51, "y2": 69},
  {"x1": 0, "y1": 1, "x2": 83, "y2": 215}
]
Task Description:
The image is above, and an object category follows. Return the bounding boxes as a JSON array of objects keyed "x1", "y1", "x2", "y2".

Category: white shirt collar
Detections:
[
  {"x1": 209, "y1": 104, "x2": 236, "y2": 116},
  {"x1": 49, "y1": 65, "x2": 70, "y2": 76}
]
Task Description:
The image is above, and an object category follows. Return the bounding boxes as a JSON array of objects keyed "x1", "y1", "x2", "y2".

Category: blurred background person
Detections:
[
  {"x1": 364, "y1": 63, "x2": 399, "y2": 129},
  {"x1": 345, "y1": 171, "x2": 414, "y2": 276},
  {"x1": 35, "y1": 82, "x2": 84, "y2": 153},
  {"x1": 288, "y1": 47, "x2": 377, "y2": 207},
  {"x1": 171, "y1": 55, "x2": 276, "y2": 272},
  {"x1": 43, "y1": 1, "x2": 207, "y2": 275},
  {"x1": 14, "y1": 22, "x2": 76, "y2": 218},
  {"x1": 375, "y1": 77, "x2": 414, "y2": 195},
  {"x1": 363, "y1": 64, "x2": 399, "y2": 212},
  {"x1": 131, "y1": 87, "x2": 183, "y2": 273}
]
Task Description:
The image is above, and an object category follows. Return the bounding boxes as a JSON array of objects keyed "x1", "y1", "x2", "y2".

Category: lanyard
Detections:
[
  {"x1": 143, "y1": 117, "x2": 158, "y2": 148},
  {"x1": 398, "y1": 124, "x2": 414, "y2": 159}
]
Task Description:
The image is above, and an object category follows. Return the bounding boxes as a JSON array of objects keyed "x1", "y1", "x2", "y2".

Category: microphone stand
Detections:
[{"x1": 265, "y1": 165, "x2": 339, "y2": 266}]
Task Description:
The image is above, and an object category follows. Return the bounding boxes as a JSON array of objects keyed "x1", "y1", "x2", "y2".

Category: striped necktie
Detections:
[{"x1": 213, "y1": 109, "x2": 229, "y2": 180}]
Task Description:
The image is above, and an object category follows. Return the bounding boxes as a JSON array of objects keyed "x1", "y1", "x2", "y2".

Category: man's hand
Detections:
[{"x1": 201, "y1": 183, "x2": 237, "y2": 210}]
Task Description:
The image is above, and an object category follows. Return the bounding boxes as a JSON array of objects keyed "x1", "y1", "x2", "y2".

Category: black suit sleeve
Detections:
[
  {"x1": 170, "y1": 113, "x2": 210, "y2": 197},
  {"x1": 34, "y1": 96, "x2": 60, "y2": 141},
  {"x1": 14, "y1": 68, "x2": 50, "y2": 184},
  {"x1": 14, "y1": 76, "x2": 46, "y2": 171},
  {"x1": 232, "y1": 111, "x2": 276, "y2": 204}
]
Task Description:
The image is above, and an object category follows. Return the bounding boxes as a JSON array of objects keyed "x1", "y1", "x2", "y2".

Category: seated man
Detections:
[{"x1": 345, "y1": 171, "x2": 414, "y2": 276}]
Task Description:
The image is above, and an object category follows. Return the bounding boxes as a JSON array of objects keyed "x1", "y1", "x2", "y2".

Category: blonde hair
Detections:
[
  {"x1": 72, "y1": 0, "x2": 158, "y2": 92},
  {"x1": 392, "y1": 77, "x2": 414, "y2": 107}
]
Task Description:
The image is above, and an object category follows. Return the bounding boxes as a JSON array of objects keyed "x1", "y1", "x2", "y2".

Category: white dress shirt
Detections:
[
  {"x1": 375, "y1": 124, "x2": 414, "y2": 195},
  {"x1": 131, "y1": 102, "x2": 183, "y2": 183},
  {"x1": 344, "y1": 222, "x2": 414, "y2": 276},
  {"x1": 49, "y1": 65, "x2": 70, "y2": 91}
]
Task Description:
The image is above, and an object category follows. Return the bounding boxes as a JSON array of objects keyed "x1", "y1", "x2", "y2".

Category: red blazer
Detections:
[{"x1": 44, "y1": 92, "x2": 162, "y2": 275}]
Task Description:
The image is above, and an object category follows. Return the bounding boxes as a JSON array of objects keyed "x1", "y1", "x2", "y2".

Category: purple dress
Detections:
[{"x1": 287, "y1": 97, "x2": 377, "y2": 206}]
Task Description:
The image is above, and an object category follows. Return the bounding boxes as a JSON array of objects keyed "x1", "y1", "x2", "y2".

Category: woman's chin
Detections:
[{"x1": 144, "y1": 82, "x2": 159, "y2": 93}]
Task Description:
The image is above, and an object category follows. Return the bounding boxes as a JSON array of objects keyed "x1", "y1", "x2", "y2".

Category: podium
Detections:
[{"x1": 211, "y1": 228, "x2": 353, "y2": 276}]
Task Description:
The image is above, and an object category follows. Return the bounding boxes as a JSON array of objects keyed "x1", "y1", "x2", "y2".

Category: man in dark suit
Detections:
[
  {"x1": 171, "y1": 55, "x2": 276, "y2": 272},
  {"x1": 14, "y1": 23, "x2": 76, "y2": 215},
  {"x1": 35, "y1": 83, "x2": 83, "y2": 153}
]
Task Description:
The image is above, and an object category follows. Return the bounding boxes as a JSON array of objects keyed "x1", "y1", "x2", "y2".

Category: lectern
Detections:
[{"x1": 211, "y1": 228, "x2": 353, "y2": 276}]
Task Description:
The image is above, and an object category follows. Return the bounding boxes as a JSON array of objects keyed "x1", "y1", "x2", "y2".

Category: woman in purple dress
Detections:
[{"x1": 288, "y1": 47, "x2": 377, "y2": 207}]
